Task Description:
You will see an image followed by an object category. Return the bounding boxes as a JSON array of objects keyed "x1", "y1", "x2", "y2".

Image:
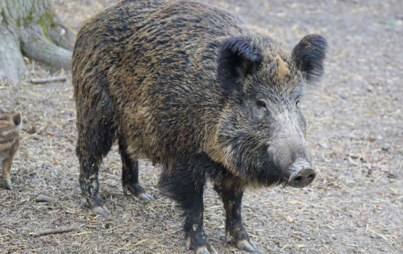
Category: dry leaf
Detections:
[{"x1": 87, "y1": 218, "x2": 94, "y2": 224}]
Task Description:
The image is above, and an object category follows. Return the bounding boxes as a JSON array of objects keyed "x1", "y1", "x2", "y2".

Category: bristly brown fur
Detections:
[{"x1": 72, "y1": 0, "x2": 327, "y2": 251}]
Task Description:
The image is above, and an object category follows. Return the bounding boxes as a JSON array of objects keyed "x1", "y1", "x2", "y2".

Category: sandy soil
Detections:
[{"x1": 1, "y1": 0, "x2": 402, "y2": 253}]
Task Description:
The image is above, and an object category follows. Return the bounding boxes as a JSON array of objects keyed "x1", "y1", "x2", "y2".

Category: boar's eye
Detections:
[{"x1": 256, "y1": 100, "x2": 267, "y2": 108}]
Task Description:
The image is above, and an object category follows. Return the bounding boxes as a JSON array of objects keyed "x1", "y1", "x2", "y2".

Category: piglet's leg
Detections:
[
  {"x1": 119, "y1": 140, "x2": 152, "y2": 201},
  {"x1": 214, "y1": 182, "x2": 258, "y2": 252},
  {"x1": 2, "y1": 154, "x2": 14, "y2": 190}
]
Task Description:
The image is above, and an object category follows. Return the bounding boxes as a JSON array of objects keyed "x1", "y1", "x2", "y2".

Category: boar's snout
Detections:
[{"x1": 288, "y1": 159, "x2": 316, "y2": 188}]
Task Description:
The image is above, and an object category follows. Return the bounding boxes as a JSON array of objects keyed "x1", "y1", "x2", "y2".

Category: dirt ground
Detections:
[{"x1": 1, "y1": 0, "x2": 403, "y2": 253}]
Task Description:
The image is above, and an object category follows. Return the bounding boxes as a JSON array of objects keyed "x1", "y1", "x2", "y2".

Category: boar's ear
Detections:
[
  {"x1": 292, "y1": 34, "x2": 327, "y2": 83},
  {"x1": 13, "y1": 112, "x2": 21, "y2": 126},
  {"x1": 217, "y1": 37, "x2": 263, "y2": 93}
]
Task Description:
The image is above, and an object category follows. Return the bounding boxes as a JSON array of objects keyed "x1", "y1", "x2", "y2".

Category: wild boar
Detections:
[{"x1": 72, "y1": 0, "x2": 327, "y2": 253}]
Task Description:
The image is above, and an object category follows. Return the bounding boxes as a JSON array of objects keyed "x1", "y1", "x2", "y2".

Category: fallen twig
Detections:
[
  {"x1": 36, "y1": 194, "x2": 58, "y2": 203},
  {"x1": 31, "y1": 75, "x2": 68, "y2": 84},
  {"x1": 36, "y1": 227, "x2": 74, "y2": 236}
]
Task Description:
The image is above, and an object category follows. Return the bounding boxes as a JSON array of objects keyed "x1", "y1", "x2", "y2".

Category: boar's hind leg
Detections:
[
  {"x1": 119, "y1": 139, "x2": 153, "y2": 201},
  {"x1": 77, "y1": 150, "x2": 110, "y2": 216},
  {"x1": 214, "y1": 180, "x2": 258, "y2": 252},
  {"x1": 76, "y1": 105, "x2": 116, "y2": 216}
]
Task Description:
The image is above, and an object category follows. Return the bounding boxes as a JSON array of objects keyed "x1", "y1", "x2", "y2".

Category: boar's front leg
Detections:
[
  {"x1": 214, "y1": 179, "x2": 258, "y2": 252},
  {"x1": 159, "y1": 159, "x2": 217, "y2": 254},
  {"x1": 183, "y1": 190, "x2": 217, "y2": 254},
  {"x1": 119, "y1": 139, "x2": 153, "y2": 201}
]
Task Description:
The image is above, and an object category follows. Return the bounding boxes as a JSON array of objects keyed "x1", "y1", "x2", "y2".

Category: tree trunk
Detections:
[{"x1": 0, "y1": 0, "x2": 76, "y2": 84}]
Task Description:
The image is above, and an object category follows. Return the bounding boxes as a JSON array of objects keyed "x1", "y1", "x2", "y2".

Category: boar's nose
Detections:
[
  {"x1": 288, "y1": 159, "x2": 316, "y2": 188},
  {"x1": 289, "y1": 168, "x2": 316, "y2": 188}
]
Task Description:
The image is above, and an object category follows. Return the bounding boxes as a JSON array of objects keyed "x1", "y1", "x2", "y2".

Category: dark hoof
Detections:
[
  {"x1": 91, "y1": 206, "x2": 111, "y2": 216},
  {"x1": 3, "y1": 179, "x2": 12, "y2": 190},
  {"x1": 138, "y1": 193, "x2": 153, "y2": 201},
  {"x1": 123, "y1": 184, "x2": 153, "y2": 201},
  {"x1": 82, "y1": 201, "x2": 111, "y2": 216},
  {"x1": 226, "y1": 228, "x2": 258, "y2": 252},
  {"x1": 236, "y1": 239, "x2": 258, "y2": 252},
  {"x1": 196, "y1": 247, "x2": 212, "y2": 254},
  {"x1": 186, "y1": 236, "x2": 217, "y2": 254}
]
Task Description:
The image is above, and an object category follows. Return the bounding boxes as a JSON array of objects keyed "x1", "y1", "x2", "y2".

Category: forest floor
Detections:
[{"x1": 1, "y1": 0, "x2": 403, "y2": 253}]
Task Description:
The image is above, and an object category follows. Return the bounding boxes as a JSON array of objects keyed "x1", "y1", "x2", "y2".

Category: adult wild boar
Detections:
[{"x1": 72, "y1": 0, "x2": 327, "y2": 253}]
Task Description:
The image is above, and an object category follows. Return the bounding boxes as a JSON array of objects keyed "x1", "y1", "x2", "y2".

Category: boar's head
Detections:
[{"x1": 212, "y1": 34, "x2": 327, "y2": 188}]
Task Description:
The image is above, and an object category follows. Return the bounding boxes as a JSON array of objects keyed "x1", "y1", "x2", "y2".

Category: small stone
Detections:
[
  {"x1": 27, "y1": 125, "x2": 37, "y2": 134},
  {"x1": 319, "y1": 140, "x2": 328, "y2": 148},
  {"x1": 381, "y1": 146, "x2": 389, "y2": 151},
  {"x1": 367, "y1": 85, "x2": 374, "y2": 92},
  {"x1": 387, "y1": 173, "x2": 397, "y2": 178}
]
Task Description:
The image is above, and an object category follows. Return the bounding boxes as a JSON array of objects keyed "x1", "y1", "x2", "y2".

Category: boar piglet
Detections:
[
  {"x1": 0, "y1": 112, "x2": 21, "y2": 190},
  {"x1": 72, "y1": 0, "x2": 327, "y2": 253}
]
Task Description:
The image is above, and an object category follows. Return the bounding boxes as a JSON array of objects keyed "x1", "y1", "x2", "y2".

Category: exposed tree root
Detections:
[
  {"x1": 0, "y1": 0, "x2": 76, "y2": 84},
  {"x1": 21, "y1": 23, "x2": 72, "y2": 70}
]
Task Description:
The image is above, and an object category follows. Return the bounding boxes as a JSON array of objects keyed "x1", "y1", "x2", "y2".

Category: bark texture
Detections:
[{"x1": 0, "y1": 0, "x2": 76, "y2": 84}]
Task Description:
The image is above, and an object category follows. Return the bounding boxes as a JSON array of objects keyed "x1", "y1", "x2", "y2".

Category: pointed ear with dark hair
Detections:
[
  {"x1": 13, "y1": 112, "x2": 21, "y2": 126},
  {"x1": 292, "y1": 34, "x2": 328, "y2": 83},
  {"x1": 217, "y1": 37, "x2": 263, "y2": 93}
]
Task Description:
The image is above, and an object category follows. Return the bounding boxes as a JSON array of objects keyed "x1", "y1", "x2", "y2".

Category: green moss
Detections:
[
  {"x1": 24, "y1": 12, "x2": 33, "y2": 26},
  {"x1": 38, "y1": 11, "x2": 59, "y2": 42},
  {"x1": 22, "y1": 3, "x2": 57, "y2": 42},
  {"x1": 1, "y1": 11, "x2": 9, "y2": 26}
]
